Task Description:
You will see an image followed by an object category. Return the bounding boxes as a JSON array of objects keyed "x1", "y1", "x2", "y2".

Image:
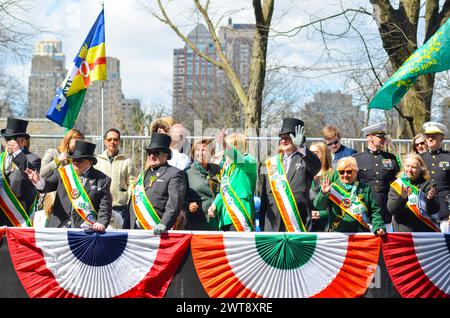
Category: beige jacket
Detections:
[{"x1": 95, "y1": 150, "x2": 134, "y2": 207}]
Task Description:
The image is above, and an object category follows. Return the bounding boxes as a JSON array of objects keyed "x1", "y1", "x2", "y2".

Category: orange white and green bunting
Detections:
[{"x1": 191, "y1": 232, "x2": 380, "y2": 298}]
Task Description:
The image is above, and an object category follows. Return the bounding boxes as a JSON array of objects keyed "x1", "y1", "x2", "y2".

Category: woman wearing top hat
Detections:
[
  {"x1": 0, "y1": 117, "x2": 41, "y2": 227},
  {"x1": 129, "y1": 132, "x2": 186, "y2": 234},
  {"x1": 26, "y1": 140, "x2": 112, "y2": 231}
]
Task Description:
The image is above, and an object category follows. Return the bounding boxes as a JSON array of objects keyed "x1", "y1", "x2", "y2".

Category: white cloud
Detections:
[{"x1": 10, "y1": 0, "x2": 382, "y2": 114}]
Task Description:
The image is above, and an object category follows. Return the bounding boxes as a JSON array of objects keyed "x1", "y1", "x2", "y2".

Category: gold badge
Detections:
[
  {"x1": 71, "y1": 189, "x2": 80, "y2": 199},
  {"x1": 342, "y1": 198, "x2": 351, "y2": 208}
]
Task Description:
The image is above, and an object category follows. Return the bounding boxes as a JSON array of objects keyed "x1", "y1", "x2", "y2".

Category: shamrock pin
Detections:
[{"x1": 149, "y1": 175, "x2": 157, "y2": 188}]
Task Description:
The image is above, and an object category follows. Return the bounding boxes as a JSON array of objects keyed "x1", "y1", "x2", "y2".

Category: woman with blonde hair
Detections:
[
  {"x1": 34, "y1": 129, "x2": 84, "y2": 227},
  {"x1": 309, "y1": 142, "x2": 338, "y2": 231},
  {"x1": 387, "y1": 153, "x2": 439, "y2": 232},
  {"x1": 208, "y1": 129, "x2": 257, "y2": 231},
  {"x1": 41, "y1": 128, "x2": 85, "y2": 178}
]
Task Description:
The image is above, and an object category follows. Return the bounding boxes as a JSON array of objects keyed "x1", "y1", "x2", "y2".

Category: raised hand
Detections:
[
  {"x1": 207, "y1": 203, "x2": 216, "y2": 218},
  {"x1": 321, "y1": 177, "x2": 332, "y2": 194},
  {"x1": 400, "y1": 184, "x2": 409, "y2": 199},
  {"x1": 25, "y1": 168, "x2": 41, "y2": 186},
  {"x1": 216, "y1": 128, "x2": 227, "y2": 150},
  {"x1": 426, "y1": 186, "x2": 437, "y2": 200},
  {"x1": 289, "y1": 125, "x2": 306, "y2": 147},
  {"x1": 6, "y1": 140, "x2": 20, "y2": 154}
]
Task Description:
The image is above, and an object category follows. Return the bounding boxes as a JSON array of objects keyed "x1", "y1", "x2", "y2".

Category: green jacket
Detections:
[
  {"x1": 185, "y1": 162, "x2": 221, "y2": 230},
  {"x1": 313, "y1": 179, "x2": 385, "y2": 233},
  {"x1": 213, "y1": 147, "x2": 257, "y2": 229},
  {"x1": 310, "y1": 169, "x2": 339, "y2": 231}
]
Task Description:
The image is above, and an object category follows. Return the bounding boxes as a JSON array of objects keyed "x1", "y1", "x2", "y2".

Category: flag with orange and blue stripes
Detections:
[{"x1": 47, "y1": 9, "x2": 106, "y2": 129}]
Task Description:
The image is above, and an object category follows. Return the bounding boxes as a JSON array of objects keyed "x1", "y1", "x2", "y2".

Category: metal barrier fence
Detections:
[{"x1": 27, "y1": 135, "x2": 450, "y2": 172}]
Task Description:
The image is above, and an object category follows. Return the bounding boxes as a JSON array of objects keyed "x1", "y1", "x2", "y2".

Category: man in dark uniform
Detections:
[
  {"x1": 129, "y1": 132, "x2": 186, "y2": 234},
  {"x1": 354, "y1": 122, "x2": 400, "y2": 230},
  {"x1": 0, "y1": 117, "x2": 41, "y2": 227},
  {"x1": 26, "y1": 140, "x2": 112, "y2": 231},
  {"x1": 260, "y1": 118, "x2": 321, "y2": 232},
  {"x1": 422, "y1": 121, "x2": 449, "y2": 233}
]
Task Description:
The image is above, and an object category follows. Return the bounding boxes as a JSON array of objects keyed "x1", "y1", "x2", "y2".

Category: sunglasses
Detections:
[
  {"x1": 326, "y1": 140, "x2": 339, "y2": 147},
  {"x1": 106, "y1": 138, "x2": 119, "y2": 142},
  {"x1": 415, "y1": 141, "x2": 426, "y2": 146},
  {"x1": 147, "y1": 150, "x2": 162, "y2": 156},
  {"x1": 337, "y1": 169, "x2": 354, "y2": 175}
]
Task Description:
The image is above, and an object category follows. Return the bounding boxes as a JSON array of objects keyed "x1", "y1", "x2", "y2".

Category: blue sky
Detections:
[{"x1": 9, "y1": 0, "x2": 427, "y2": 117}]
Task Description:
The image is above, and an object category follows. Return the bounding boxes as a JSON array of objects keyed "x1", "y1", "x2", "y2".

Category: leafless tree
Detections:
[
  {"x1": 153, "y1": 0, "x2": 274, "y2": 136},
  {"x1": 269, "y1": 1, "x2": 449, "y2": 138}
]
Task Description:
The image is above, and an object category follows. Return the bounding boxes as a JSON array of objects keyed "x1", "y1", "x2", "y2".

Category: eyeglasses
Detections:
[
  {"x1": 106, "y1": 138, "x2": 119, "y2": 142},
  {"x1": 326, "y1": 140, "x2": 339, "y2": 147},
  {"x1": 426, "y1": 134, "x2": 439, "y2": 139},
  {"x1": 415, "y1": 141, "x2": 426, "y2": 147},
  {"x1": 337, "y1": 169, "x2": 354, "y2": 175}
]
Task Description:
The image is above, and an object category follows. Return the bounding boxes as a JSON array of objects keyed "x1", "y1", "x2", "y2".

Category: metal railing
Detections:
[{"x1": 26, "y1": 135, "x2": 450, "y2": 172}]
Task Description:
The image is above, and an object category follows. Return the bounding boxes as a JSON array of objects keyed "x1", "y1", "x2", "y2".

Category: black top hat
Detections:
[
  {"x1": 144, "y1": 132, "x2": 172, "y2": 160},
  {"x1": 279, "y1": 118, "x2": 304, "y2": 136},
  {"x1": 1, "y1": 117, "x2": 30, "y2": 139},
  {"x1": 70, "y1": 140, "x2": 97, "y2": 165}
]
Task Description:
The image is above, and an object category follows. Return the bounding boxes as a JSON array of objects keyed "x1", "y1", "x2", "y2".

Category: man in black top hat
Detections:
[
  {"x1": 260, "y1": 117, "x2": 321, "y2": 232},
  {"x1": 0, "y1": 117, "x2": 41, "y2": 227},
  {"x1": 26, "y1": 140, "x2": 112, "y2": 231},
  {"x1": 129, "y1": 132, "x2": 186, "y2": 234}
]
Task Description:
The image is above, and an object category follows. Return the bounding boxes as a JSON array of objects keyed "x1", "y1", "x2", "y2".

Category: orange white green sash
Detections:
[
  {"x1": 220, "y1": 162, "x2": 253, "y2": 232},
  {"x1": 391, "y1": 178, "x2": 440, "y2": 232},
  {"x1": 131, "y1": 172, "x2": 160, "y2": 230},
  {"x1": 0, "y1": 152, "x2": 34, "y2": 227},
  {"x1": 266, "y1": 154, "x2": 306, "y2": 232},
  {"x1": 328, "y1": 183, "x2": 370, "y2": 229},
  {"x1": 58, "y1": 164, "x2": 97, "y2": 224}
]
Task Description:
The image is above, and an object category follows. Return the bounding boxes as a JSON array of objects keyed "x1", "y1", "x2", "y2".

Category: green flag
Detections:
[{"x1": 369, "y1": 18, "x2": 450, "y2": 110}]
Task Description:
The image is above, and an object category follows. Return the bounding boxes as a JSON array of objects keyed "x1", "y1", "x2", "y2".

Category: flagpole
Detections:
[
  {"x1": 101, "y1": 81, "x2": 105, "y2": 151},
  {"x1": 100, "y1": 0, "x2": 105, "y2": 152}
]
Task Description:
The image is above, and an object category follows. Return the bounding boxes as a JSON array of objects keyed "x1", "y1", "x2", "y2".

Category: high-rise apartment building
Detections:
[
  {"x1": 172, "y1": 20, "x2": 255, "y2": 129},
  {"x1": 28, "y1": 40, "x2": 66, "y2": 118},
  {"x1": 28, "y1": 40, "x2": 140, "y2": 135}
]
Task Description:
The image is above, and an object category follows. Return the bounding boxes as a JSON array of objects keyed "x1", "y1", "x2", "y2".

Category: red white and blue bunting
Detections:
[
  {"x1": 382, "y1": 232, "x2": 450, "y2": 298},
  {"x1": 6, "y1": 228, "x2": 191, "y2": 298},
  {"x1": 191, "y1": 232, "x2": 380, "y2": 298}
]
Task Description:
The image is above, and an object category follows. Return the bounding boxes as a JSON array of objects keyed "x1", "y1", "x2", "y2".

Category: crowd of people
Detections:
[{"x1": 0, "y1": 115, "x2": 448, "y2": 235}]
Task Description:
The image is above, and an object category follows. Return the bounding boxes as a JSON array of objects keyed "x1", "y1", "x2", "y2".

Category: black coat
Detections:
[
  {"x1": 387, "y1": 176, "x2": 440, "y2": 232},
  {"x1": 41, "y1": 167, "x2": 112, "y2": 228},
  {"x1": 0, "y1": 149, "x2": 41, "y2": 226},
  {"x1": 260, "y1": 148, "x2": 321, "y2": 231},
  {"x1": 130, "y1": 163, "x2": 186, "y2": 229},
  {"x1": 422, "y1": 149, "x2": 450, "y2": 221},
  {"x1": 354, "y1": 149, "x2": 400, "y2": 223}
]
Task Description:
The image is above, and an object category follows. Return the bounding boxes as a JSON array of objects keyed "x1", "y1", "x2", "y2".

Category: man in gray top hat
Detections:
[
  {"x1": 0, "y1": 117, "x2": 41, "y2": 227},
  {"x1": 129, "y1": 132, "x2": 186, "y2": 234},
  {"x1": 260, "y1": 117, "x2": 321, "y2": 232}
]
